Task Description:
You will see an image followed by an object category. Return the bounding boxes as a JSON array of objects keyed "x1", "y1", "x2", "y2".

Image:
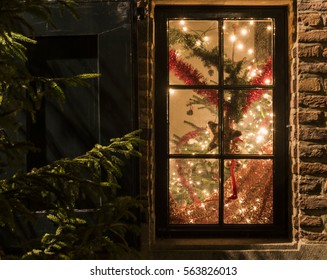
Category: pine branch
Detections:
[{"x1": 169, "y1": 27, "x2": 219, "y2": 69}]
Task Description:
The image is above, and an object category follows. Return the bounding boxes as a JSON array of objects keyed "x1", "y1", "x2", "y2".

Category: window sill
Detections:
[{"x1": 151, "y1": 238, "x2": 298, "y2": 251}]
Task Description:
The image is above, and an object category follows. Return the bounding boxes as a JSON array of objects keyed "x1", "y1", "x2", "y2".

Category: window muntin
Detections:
[{"x1": 155, "y1": 6, "x2": 288, "y2": 237}]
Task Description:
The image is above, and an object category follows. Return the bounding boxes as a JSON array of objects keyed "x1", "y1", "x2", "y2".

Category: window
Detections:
[{"x1": 155, "y1": 6, "x2": 289, "y2": 238}]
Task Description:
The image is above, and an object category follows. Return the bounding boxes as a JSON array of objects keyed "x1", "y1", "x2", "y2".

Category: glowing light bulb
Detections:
[
  {"x1": 259, "y1": 127, "x2": 269, "y2": 135},
  {"x1": 203, "y1": 36, "x2": 209, "y2": 42},
  {"x1": 169, "y1": 89, "x2": 175, "y2": 95},
  {"x1": 256, "y1": 135, "x2": 264, "y2": 143},
  {"x1": 180, "y1": 20, "x2": 185, "y2": 25},
  {"x1": 248, "y1": 48, "x2": 254, "y2": 55},
  {"x1": 230, "y1": 35, "x2": 236, "y2": 42},
  {"x1": 267, "y1": 25, "x2": 272, "y2": 31},
  {"x1": 241, "y1": 29, "x2": 248, "y2": 35},
  {"x1": 237, "y1": 43, "x2": 244, "y2": 50},
  {"x1": 249, "y1": 20, "x2": 254, "y2": 25},
  {"x1": 182, "y1": 26, "x2": 188, "y2": 32},
  {"x1": 196, "y1": 40, "x2": 201, "y2": 46},
  {"x1": 264, "y1": 78, "x2": 271, "y2": 85}
]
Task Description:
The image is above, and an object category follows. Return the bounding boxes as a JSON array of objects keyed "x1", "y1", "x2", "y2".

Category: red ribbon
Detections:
[{"x1": 228, "y1": 159, "x2": 238, "y2": 200}]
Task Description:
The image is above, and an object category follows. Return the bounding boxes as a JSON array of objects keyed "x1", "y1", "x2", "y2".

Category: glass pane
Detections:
[
  {"x1": 223, "y1": 90, "x2": 273, "y2": 154},
  {"x1": 169, "y1": 158, "x2": 219, "y2": 224},
  {"x1": 223, "y1": 19, "x2": 273, "y2": 85},
  {"x1": 224, "y1": 159, "x2": 273, "y2": 224},
  {"x1": 169, "y1": 20, "x2": 219, "y2": 85},
  {"x1": 169, "y1": 89, "x2": 218, "y2": 154}
]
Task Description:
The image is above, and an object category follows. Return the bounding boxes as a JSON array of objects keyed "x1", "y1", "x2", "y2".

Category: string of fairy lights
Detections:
[{"x1": 168, "y1": 19, "x2": 274, "y2": 224}]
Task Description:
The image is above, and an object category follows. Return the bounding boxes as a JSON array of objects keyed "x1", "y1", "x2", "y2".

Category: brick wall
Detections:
[
  {"x1": 297, "y1": 0, "x2": 327, "y2": 241},
  {"x1": 137, "y1": 0, "x2": 156, "y2": 247}
]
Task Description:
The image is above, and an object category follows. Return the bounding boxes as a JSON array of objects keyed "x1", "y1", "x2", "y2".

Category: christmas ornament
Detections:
[
  {"x1": 186, "y1": 102, "x2": 193, "y2": 115},
  {"x1": 207, "y1": 121, "x2": 218, "y2": 151}
]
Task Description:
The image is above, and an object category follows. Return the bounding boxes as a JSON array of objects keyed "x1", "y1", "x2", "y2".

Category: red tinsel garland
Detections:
[
  {"x1": 169, "y1": 49, "x2": 272, "y2": 113},
  {"x1": 174, "y1": 128, "x2": 207, "y2": 204},
  {"x1": 169, "y1": 49, "x2": 218, "y2": 106}
]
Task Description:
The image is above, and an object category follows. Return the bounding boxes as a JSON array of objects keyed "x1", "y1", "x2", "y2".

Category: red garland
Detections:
[
  {"x1": 169, "y1": 49, "x2": 218, "y2": 106},
  {"x1": 169, "y1": 49, "x2": 272, "y2": 112}
]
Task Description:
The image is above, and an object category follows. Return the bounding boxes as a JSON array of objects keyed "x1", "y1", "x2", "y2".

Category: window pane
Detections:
[
  {"x1": 169, "y1": 158, "x2": 219, "y2": 224},
  {"x1": 169, "y1": 89, "x2": 218, "y2": 154},
  {"x1": 169, "y1": 20, "x2": 219, "y2": 85},
  {"x1": 223, "y1": 19, "x2": 273, "y2": 85},
  {"x1": 223, "y1": 90, "x2": 273, "y2": 154},
  {"x1": 224, "y1": 159, "x2": 273, "y2": 224}
]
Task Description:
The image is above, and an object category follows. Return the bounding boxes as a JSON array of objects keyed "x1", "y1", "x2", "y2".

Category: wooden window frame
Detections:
[{"x1": 154, "y1": 6, "x2": 289, "y2": 238}]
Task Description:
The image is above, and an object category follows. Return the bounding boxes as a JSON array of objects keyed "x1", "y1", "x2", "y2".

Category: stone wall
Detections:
[{"x1": 297, "y1": 0, "x2": 327, "y2": 242}]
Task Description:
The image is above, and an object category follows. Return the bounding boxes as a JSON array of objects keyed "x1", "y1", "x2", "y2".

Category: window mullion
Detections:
[{"x1": 218, "y1": 18, "x2": 224, "y2": 225}]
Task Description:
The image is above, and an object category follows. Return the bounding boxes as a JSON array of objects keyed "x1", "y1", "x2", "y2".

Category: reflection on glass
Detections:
[
  {"x1": 223, "y1": 19, "x2": 273, "y2": 85},
  {"x1": 223, "y1": 90, "x2": 273, "y2": 154},
  {"x1": 224, "y1": 159, "x2": 273, "y2": 224},
  {"x1": 169, "y1": 20, "x2": 219, "y2": 85},
  {"x1": 169, "y1": 89, "x2": 218, "y2": 154},
  {"x1": 169, "y1": 158, "x2": 219, "y2": 224}
]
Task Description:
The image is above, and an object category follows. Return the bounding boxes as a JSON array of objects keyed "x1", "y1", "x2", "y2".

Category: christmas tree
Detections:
[{"x1": 167, "y1": 19, "x2": 274, "y2": 224}]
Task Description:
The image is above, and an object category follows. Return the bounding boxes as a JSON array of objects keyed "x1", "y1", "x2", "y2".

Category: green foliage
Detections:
[
  {"x1": 24, "y1": 196, "x2": 143, "y2": 260},
  {"x1": 0, "y1": 0, "x2": 143, "y2": 259},
  {"x1": 169, "y1": 27, "x2": 219, "y2": 69},
  {"x1": 0, "y1": 130, "x2": 143, "y2": 259}
]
